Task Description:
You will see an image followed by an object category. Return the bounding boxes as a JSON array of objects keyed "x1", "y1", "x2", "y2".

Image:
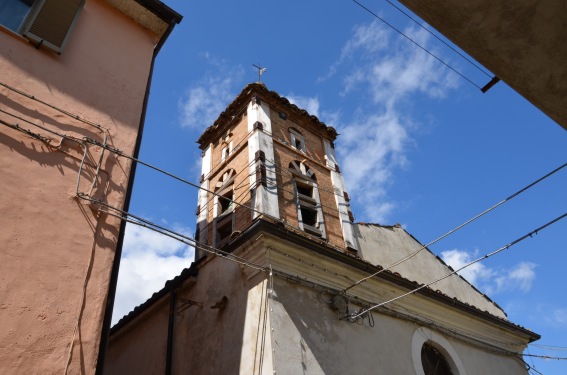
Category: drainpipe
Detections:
[
  {"x1": 95, "y1": 16, "x2": 179, "y2": 375},
  {"x1": 165, "y1": 288, "x2": 176, "y2": 375}
]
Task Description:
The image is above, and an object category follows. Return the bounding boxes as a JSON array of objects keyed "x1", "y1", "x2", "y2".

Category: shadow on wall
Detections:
[
  {"x1": 1, "y1": 0, "x2": 154, "y2": 128},
  {"x1": 270, "y1": 277, "x2": 418, "y2": 374},
  {"x1": 104, "y1": 246, "x2": 265, "y2": 375}
]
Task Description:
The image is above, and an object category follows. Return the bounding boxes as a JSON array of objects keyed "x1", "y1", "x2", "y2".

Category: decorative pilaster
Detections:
[
  {"x1": 324, "y1": 139, "x2": 358, "y2": 251},
  {"x1": 247, "y1": 97, "x2": 280, "y2": 219}
]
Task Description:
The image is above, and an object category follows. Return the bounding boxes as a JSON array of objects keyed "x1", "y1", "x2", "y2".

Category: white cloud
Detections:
[
  {"x1": 112, "y1": 223, "x2": 195, "y2": 324},
  {"x1": 287, "y1": 94, "x2": 320, "y2": 117},
  {"x1": 440, "y1": 249, "x2": 494, "y2": 285},
  {"x1": 440, "y1": 249, "x2": 537, "y2": 295},
  {"x1": 178, "y1": 60, "x2": 244, "y2": 129},
  {"x1": 319, "y1": 21, "x2": 390, "y2": 82},
  {"x1": 494, "y1": 262, "x2": 537, "y2": 293},
  {"x1": 549, "y1": 308, "x2": 567, "y2": 326},
  {"x1": 319, "y1": 22, "x2": 460, "y2": 223},
  {"x1": 337, "y1": 110, "x2": 409, "y2": 222},
  {"x1": 340, "y1": 23, "x2": 459, "y2": 104}
]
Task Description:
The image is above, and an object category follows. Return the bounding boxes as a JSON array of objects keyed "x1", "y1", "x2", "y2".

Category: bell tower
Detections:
[{"x1": 195, "y1": 83, "x2": 358, "y2": 256}]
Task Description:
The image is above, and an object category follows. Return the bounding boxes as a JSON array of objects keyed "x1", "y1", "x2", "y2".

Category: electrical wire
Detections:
[
  {"x1": 526, "y1": 346, "x2": 537, "y2": 375},
  {"x1": 523, "y1": 353, "x2": 567, "y2": 360},
  {"x1": 530, "y1": 344, "x2": 567, "y2": 351},
  {"x1": 351, "y1": 0, "x2": 483, "y2": 90},
  {"x1": 195, "y1": 158, "x2": 257, "y2": 216},
  {"x1": 200, "y1": 106, "x2": 251, "y2": 181},
  {"x1": 263, "y1": 155, "x2": 354, "y2": 201},
  {"x1": 342, "y1": 161, "x2": 567, "y2": 293},
  {"x1": 79, "y1": 194, "x2": 269, "y2": 272},
  {"x1": 82, "y1": 136, "x2": 347, "y2": 248},
  {"x1": 349, "y1": 212, "x2": 567, "y2": 319},
  {"x1": 81, "y1": 181, "x2": 553, "y2": 360},
  {"x1": 10, "y1": 104, "x2": 565, "y2": 314},
  {"x1": 526, "y1": 363, "x2": 545, "y2": 375},
  {"x1": 198, "y1": 125, "x2": 356, "y2": 218},
  {"x1": 263, "y1": 177, "x2": 351, "y2": 217},
  {"x1": 81, "y1": 137, "x2": 281, "y2": 224}
]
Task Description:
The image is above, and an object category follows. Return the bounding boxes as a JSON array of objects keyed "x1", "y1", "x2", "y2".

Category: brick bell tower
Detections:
[{"x1": 195, "y1": 83, "x2": 358, "y2": 258}]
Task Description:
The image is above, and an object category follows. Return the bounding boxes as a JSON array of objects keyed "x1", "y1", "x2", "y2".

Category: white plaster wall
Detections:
[
  {"x1": 197, "y1": 145, "x2": 212, "y2": 249},
  {"x1": 270, "y1": 277, "x2": 528, "y2": 375},
  {"x1": 247, "y1": 100, "x2": 279, "y2": 219},
  {"x1": 330, "y1": 170, "x2": 357, "y2": 250},
  {"x1": 323, "y1": 139, "x2": 337, "y2": 169},
  {"x1": 270, "y1": 277, "x2": 417, "y2": 375},
  {"x1": 324, "y1": 139, "x2": 358, "y2": 250}
]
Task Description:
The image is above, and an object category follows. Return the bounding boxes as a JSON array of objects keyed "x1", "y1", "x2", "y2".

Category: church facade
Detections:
[{"x1": 105, "y1": 83, "x2": 538, "y2": 374}]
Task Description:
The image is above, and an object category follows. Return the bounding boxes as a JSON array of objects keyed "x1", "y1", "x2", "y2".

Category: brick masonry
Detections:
[{"x1": 197, "y1": 86, "x2": 351, "y2": 251}]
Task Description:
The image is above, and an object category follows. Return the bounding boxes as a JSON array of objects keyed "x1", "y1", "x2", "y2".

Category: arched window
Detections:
[
  {"x1": 421, "y1": 342, "x2": 454, "y2": 375},
  {"x1": 411, "y1": 327, "x2": 466, "y2": 375},
  {"x1": 213, "y1": 169, "x2": 236, "y2": 247},
  {"x1": 289, "y1": 161, "x2": 325, "y2": 238}
]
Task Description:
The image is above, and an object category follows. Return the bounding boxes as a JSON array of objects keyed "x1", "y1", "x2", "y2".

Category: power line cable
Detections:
[
  {"x1": 262, "y1": 175, "x2": 351, "y2": 217},
  {"x1": 523, "y1": 353, "x2": 567, "y2": 361},
  {"x1": 531, "y1": 344, "x2": 567, "y2": 351},
  {"x1": 82, "y1": 137, "x2": 277, "y2": 222},
  {"x1": 80, "y1": 194, "x2": 268, "y2": 272},
  {"x1": 342, "y1": 161, "x2": 567, "y2": 293},
  {"x1": 522, "y1": 359, "x2": 545, "y2": 375},
  {"x1": 202, "y1": 115, "x2": 252, "y2": 181},
  {"x1": 82, "y1": 137, "x2": 346, "y2": 246},
  {"x1": 195, "y1": 158, "x2": 257, "y2": 216},
  {"x1": 349, "y1": 212, "x2": 567, "y2": 319},
  {"x1": 351, "y1": 0, "x2": 484, "y2": 90},
  {"x1": 526, "y1": 346, "x2": 538, "y2": 375}
]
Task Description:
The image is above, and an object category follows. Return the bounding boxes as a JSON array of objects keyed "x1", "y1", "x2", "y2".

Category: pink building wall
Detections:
[{"x1": 0, "y1": 0, "x2": 180, "y2": 373}]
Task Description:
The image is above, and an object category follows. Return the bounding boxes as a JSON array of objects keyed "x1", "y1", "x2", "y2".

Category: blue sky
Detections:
[{"x1": 113, "y1": 2, "x2": 567, "y2": 373}]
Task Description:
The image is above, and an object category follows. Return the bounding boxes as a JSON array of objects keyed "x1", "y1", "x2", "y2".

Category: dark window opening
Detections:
[
  {"x1": 290, "y1": 162, "x2": 324, "y2": 238},
  {"x1": 421, "y1": 343, "x2": 453, "y2": 375},
  {"x1": 217, "y1": 219, "x2": 232, "y2": 241},
  {"x1": 219, "y1": 190, "x2": 233, "y2": 215},
  {"x1": 300, "y1": 207, "x2": 318, "y2": 227},
  {"x1": 296, "y1": 183, "x2": 312, "y2": 198}
]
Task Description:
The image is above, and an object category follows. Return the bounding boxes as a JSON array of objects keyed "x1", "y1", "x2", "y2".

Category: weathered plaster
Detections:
[
  {"x1": 0, "y1": 0, "x2": 168, "y2": 373},
  {"x1": 247, "y1": 99, "x2": 280, "y2": 219}
]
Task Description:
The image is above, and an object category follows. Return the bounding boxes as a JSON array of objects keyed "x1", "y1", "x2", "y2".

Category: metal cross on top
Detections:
[{"x1": 252, "y1": 63, "x2": 267, "y2": 82}]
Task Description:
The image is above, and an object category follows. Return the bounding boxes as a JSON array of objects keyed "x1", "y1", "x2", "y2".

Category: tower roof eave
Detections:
[{"x1": 197, "y1": 82, "x2": 338, "y2": 148}]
